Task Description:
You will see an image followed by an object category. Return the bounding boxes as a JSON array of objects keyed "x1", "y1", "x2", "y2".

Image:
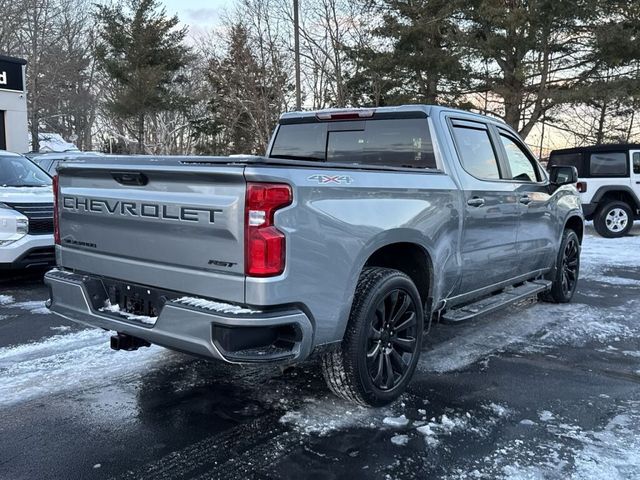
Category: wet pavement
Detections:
[{"x1": 1, "y1": 225, "x2": 640, "y2": 479}]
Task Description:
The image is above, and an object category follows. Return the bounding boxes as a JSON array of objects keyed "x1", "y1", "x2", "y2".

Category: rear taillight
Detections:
[
  {"x1": 53, "y1": 175, "x2": 60, "y2": 245},
  {"x1": 245, "y1": 183, "x2": 292, "y2": 277},
  {"x1": 577, "y1": 181, "x2": 587, "y2": 193}
]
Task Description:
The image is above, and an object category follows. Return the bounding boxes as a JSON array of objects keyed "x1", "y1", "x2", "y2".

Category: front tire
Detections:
[
  {"x1": 594, "y1": 201, "x2": 634, "y2": 238},
  {"x1": 321, "y1": 267, "x2": 424, "y2": 407},
  {"x1": 540, "y1": 229, "x2": 580, "y2": 303}
]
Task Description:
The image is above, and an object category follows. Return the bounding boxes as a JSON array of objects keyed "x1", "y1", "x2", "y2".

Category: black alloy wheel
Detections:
[
  {"x1": 321, "y1": 267, "x2": 424, "y2": 406},
  {"x1": 540, "y1": 229, "x2": 581, "y2": 304},
  {"x1": 560, "y1": 236, "x2": 579, "y2": 298},
  {"x1": 366, "y1": 289, "x2": 418, "y2": 390}
]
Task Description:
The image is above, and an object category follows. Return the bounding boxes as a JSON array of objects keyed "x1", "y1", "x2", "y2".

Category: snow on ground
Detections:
[
  {"x1": 420, "y1": 230, "x2": 640, "y2": 373},
  {"x1": 383, "y1": 414, "x2": 410, "y2": 427},
  {"x1": 391, "y1": 434, "x2": 410, "y2": 446},
  {"x1": 0, "y1": 295, "x2": 14, "y2": 305},
  {"x1": 10, "y1": 301, "x2": 51, "y2": 315},
  {"x1": 447, "y1": 402, "x2": 640, "y2": 480},
  {"x1": 279, "y1": 395, "x2": 379, "y2": 435},
  {"x1": 0, "y1": 328, "x2": 172, "y2": 406},
  {"x1": 579, "y1": 230, "x2": 640, "y2": 282},
  {"x1": 416, "y1": 413, "x2": 471, "y2": 447}
]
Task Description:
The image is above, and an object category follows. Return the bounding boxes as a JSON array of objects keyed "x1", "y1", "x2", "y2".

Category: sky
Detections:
[{"x1": 161, "y1": 0, "x2": 233, "y2": 37}]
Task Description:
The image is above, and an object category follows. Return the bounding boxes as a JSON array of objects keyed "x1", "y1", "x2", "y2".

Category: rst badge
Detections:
[{"x1": 307, "y1": 174, "x2": 354, "y2": 185}]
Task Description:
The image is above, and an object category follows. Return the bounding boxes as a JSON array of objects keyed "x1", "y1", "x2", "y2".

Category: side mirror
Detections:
[{"x1": 549, "y1": 165, "x2": 578, "y2": 186}]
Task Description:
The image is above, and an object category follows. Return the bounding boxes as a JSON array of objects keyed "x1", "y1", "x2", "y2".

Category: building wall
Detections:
[{"x1": 0, "y1": 57, "x2": 28, "y2": 154}]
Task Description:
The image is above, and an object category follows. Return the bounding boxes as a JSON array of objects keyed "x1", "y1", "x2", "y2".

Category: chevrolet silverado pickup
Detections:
[{"x1": 45, "y1": 105, "x2": 584, "y2": 406}]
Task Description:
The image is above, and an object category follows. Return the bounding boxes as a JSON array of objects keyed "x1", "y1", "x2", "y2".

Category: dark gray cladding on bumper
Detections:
[{"x1": 44, "y1": 270, "x2": 314, "y2": 364}]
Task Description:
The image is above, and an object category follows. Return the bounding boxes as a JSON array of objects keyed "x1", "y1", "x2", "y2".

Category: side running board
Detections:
[{"x1": 441, "y1": 280, "x2": 552, "y2": 324}]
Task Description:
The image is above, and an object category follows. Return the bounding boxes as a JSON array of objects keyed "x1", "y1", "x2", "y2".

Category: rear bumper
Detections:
[{"x1": 44, "y1": 270, "x2": 314, "y2": 364}]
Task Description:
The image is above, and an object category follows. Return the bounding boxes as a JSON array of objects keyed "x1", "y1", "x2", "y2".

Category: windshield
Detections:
[{"x1": 0, "y1": 155, "x2": 52, "y2": 187}]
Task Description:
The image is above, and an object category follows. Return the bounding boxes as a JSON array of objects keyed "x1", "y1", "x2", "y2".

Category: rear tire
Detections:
[
  {"x1": 321, "y1": 267, "x2": 424, "y2": 407},
  {"x1": 539, "y1": 229, "x2": 580, "y2": 303},
  {"x1": 593, "y1": 201, "x2": 634, "y2": 238}
]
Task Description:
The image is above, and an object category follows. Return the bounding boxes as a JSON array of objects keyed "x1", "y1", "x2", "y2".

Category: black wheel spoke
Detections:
[
  {"x1": 383, "y1": 353, "x2": 394, "y2": 389},
  {"x1": 390, "y1": 294, "x2": 410, "y2": 326},
  {"x1": 392, "y1": 336, "x2": 416, "y2": 353},
  {"x1": 394, "y1": 312, "x2": 416, "y2": 332},
  {"x1": 389, "y1": 348, "x2": 408, "y2": 374},
  {"x1": 370, "y1": 326, "x2": 383, "y2": 341},
  {"x1": 372, "y1": 352, "x2": 384, "y2": 385},
  {"x1": 367, "y1": 341, "x2": 381, "y2": 359}
]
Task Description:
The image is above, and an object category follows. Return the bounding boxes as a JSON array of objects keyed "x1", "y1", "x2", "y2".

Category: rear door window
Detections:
[
  {"x1": 633, "y1": 152, "x2": 640, "y2": 174},
  {"x1": 451, "y1": 125, "x2": 501, "y2": 180},
  {"x1": 589, "y1": 152, "x2": 628, "y2": 177},
  {"x1": 270, "y1": 118, "x2": 437, "y2": 169}
]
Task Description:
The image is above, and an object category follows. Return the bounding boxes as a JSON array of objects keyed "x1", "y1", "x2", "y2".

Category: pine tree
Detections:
[
  {"x1": 95, "y1": 0, "x2": 189, "y2": 153},
  {"x1": 346, "y1": 0, "x2": 469, "y2": 107},
  {"x1": 192, "y1": 22, "x2": 291, "y2": 155},
  {"x1": 461, "y1": 0, "x2": 597, "y2": 138}
]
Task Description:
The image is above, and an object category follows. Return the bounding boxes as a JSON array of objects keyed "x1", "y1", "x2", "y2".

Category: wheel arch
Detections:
[
  {"x1": 592, "y1": 186, "x2": 640, "y2": 211},
  {"x1": 332, "y1": 231, "x2": 437, "y2": 345},
  {"x1": 564, "y1": 215, "x2": 584, "y2": 244},
  {"x1": 363, "y1": 241, "x2": 434, "y2": 310}
]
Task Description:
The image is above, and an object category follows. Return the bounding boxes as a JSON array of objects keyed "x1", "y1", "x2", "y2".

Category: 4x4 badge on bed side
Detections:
[{"x1": 307, "y1": 174, "x2": 353, "y2": 185}]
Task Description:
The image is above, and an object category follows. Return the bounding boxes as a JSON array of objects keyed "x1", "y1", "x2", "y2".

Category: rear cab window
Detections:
[
  {"x1": 270, "y1": 116, "x2": 437, "y2": 169},
  {"x1": 450, "y1": 121, "x2": 501, "y2": 180}
]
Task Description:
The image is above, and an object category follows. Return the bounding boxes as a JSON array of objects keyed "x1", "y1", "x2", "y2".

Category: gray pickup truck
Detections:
[{"x1": 45, "y1": 105, "x2": 583, "y2": 406}]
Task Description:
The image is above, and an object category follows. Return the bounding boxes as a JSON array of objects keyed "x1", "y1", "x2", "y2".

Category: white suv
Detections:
[
  {"x1": 0, "y1": 150, "x2": 55, "y2": 269},
  {"x1": 549, "y1": 144, "x2": 640, "y2": 238}
]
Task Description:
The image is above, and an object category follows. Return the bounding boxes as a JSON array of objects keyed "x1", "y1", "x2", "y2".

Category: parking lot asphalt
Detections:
[{"x1": 1, "y1": 225, "x2": 639, "y2": 480}]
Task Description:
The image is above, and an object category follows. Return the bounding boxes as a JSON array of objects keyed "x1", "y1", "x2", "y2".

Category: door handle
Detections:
[
  {"x1": 467, "y1": 197, "x2": 485, "y2": 207},
  {"x1": 519, "y1": 195, "x2": 532, "y2": 205}
]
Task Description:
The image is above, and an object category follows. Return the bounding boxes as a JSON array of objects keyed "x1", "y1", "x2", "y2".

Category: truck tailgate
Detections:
[{"x1": 56, "y1": 162, "x2": 246, "y2": 302}]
